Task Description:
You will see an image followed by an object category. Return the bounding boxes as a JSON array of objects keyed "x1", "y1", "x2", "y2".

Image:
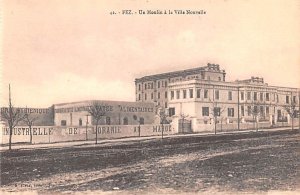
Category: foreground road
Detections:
[{"x1": 1, "y1": 130, "x2": 300, "y2": 194}]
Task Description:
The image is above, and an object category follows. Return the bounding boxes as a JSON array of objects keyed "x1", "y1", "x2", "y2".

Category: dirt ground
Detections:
[{"x1": 1, "y1": 130, "x2": 300, "y2": 194}]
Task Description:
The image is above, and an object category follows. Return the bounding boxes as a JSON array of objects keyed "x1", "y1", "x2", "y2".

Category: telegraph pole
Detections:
[
  {"x1": 85, "y1": 114, "x2": 89, "y2": 141},
  {"x1": 237, "y1": 86, "x2": 240, "y2": 131}
]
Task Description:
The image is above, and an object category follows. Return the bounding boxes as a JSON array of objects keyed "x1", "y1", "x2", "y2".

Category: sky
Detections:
[{"x1": 1, "y1": 0, "x2": 300, "y2": 108}]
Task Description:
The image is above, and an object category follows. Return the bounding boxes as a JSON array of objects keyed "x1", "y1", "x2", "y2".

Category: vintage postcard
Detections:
[{"x1": 0, "y1": 0, "x2": 299, "y2": 194}]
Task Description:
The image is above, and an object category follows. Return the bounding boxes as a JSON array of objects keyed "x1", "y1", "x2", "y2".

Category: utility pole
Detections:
[
  {"x1": 298, "y1": 91, "x2": 300, "y2": 131},
  {"x1": 85, "y1": 114, "x2": 89, "y2": 141},
  {"x1": 238, "y1": 86, "x2": 240, "y2": 131}
]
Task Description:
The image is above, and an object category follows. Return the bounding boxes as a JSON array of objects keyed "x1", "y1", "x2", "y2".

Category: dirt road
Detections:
[{"x1": 1, "y1": 130, "x2": 299, "y2": 194}]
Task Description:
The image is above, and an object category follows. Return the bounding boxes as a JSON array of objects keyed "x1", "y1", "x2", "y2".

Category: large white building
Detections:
[{"x1": 135, "y1": 63, "x2": 300, "y2": 132}]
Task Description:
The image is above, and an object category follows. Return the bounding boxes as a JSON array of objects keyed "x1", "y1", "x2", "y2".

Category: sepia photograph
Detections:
[{"x1": 0, "y1": 0, "x2": 299, "y2": 194}]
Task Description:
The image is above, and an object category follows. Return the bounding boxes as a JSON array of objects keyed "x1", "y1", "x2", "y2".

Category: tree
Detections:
[
  {"x1": 210, "y1": 103, "x2": 226, "y2": 134},
  {"x1": 209, "y1": 97, "x2": 225, "y2": 134},
  {"x1": 1, "y1": 84, "x2": 26, "y2": 150},
  {"x1": 133, "y1": 115, "x2": 142, "y2": 137},
  {"x1": 179, "y1": 113, "x2": 189, "y2": 133},
  {"x1": 157, "y1": 107, "x2": 169, "y2": 139},
  {"x1": 247, "y1": 101, "x2": 262, "y2": 132},
  {"x1": 282, "y1": 101, "x2": 298, "y2": 131},
  {"x1": 23, "y1": 109, "x2": 37, "y2": 144},
  {"x1": 88, "y1": 101, "x2": 106, "y2": 144}
]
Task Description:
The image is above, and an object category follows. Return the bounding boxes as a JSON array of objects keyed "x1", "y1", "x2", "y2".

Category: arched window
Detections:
[
  {"x1": 123, "y1": 117, "x2": 128, "y2": 125},
  {"x1": 106, "y1": 117, "x2": 111, "y2": 125},
  {"x1": 139, "y1": 117, "x2": 144, "y2": 125},
  {"x1": 79, "y1": 118, "x2": 82, "y2": 126}
]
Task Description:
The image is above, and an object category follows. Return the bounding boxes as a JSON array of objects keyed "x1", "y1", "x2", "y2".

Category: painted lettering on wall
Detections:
[
  {"x1": 97, "y1": 126, "x2": 121, "y2": 134},
  {"x1": 153, "y1": 125, "x2": 172, "y2": 132},
  {"x1": 55, "y1": 104, "x2": 154, "y2": 113},
  {"x1": 0, "y1": 107, "x2": 51, "y2": 114},
  {"x1": 2, "y1": 127, "x2": 53, "y2": 136}
]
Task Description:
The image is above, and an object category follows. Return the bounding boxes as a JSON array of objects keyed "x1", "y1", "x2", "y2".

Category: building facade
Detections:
[
  {"x1": 135, "y1": 64, "x2": 300, "y2": 131},
  {"x1": 54, "y1": 100, "x2": 155, "y2": 127},
  {"x1": 135, "y1": 63, "x2": 226, "y2": 108}
]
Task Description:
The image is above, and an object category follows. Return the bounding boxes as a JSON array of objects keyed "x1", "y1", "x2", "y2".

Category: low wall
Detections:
[
  {"x1": 193, "y1": 120, "x2": 299, "y2": 133},
  {"x1": 0, "y1": 124, "x2": 176, "y2": 144}
]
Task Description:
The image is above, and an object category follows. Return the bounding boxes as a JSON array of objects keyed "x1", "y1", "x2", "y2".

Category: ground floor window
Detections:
[
  {"x1": 123, "y1": 117, "x2": 128, "y2": 125},
  {"x1": 106, "y1": 117, "x2": 111, "y2": 125},
  {"x1": 61, "y1": 120, "x2": 67, "y2": 126},
  {"x1": 169, "y1": 107, "x2": 175, "y2": 116},
  {"x1": 139, "y1": 117, "x2": 144, "y2": 125},
  {"x1": 228, "y1": 108, "x2": 234, "y2": 117},
  {"x1": 202, "y1": 107, "x2": 209, "y2": 116}
]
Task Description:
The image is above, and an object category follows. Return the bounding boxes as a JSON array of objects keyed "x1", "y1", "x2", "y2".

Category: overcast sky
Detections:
[{"x1": 1, "y1": 0, "x2": 299, "y2": 107}]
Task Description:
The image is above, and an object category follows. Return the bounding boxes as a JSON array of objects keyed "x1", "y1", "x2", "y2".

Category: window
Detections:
[
  {"x1": 158, "y1": 92, "x2": 160, "y2": 99},
  {"x1": 286, "y1": 96, "x2": 289, "y2": 104},
  {"x1": 241, "y1": 92, "x2": 244, "y2": 100},
  {"x1": 293, "y1": 96, "x2": 296, "y2": 103},
  {"x1": 214, "y1": 107, "x2": 221, "y2": 116},
  {"x1": 138, "y1": 94, "x2": 141, "y2": 101},
  {"x1": 79, "y1": 118, "x2": 82, "y2": 126},
  {"x1": 202, "y1": 107, "x2": 209, "y2": 116},
  {"x1": 197, "y1": 89, "x2": 201, "y2": 98},
  {"x1": 183, "y1": 90, "x2": 187, "y2": 99},
  {"x1": 266, "y1": 93, "x2": 270, "y2": 101},
  {"x1": 218, "y1": 77, "x2": 221, "y2": 81},
  {"x1": 247, "y1": 92, "x2": 251, "y2": 100},
  {"x1": 228, "y1": 108, "x2": 234, "y2": 117},
  {"x1": 138, "y1": 84, "x2": 141, "y2": 91},
  {"x1": 145, "y1": 93, "x2": 147, "y2": 100},
  {"x1": 171, "y1": 91, "x2": 174, "y2": 100},
  {"x1": 260, "y1": 93, "x2": 263, "y2": 101},
  {"x1": 165, "y1": 81, "x2": 167, "y2": 87},
  {"x1": 151, "y1": 93, "x2": 153, "y2": 99},
  {"x1": 106, "y1": 117, "x2": 111, "y2": 125},
  {"x1": 241, "y1": 106, "x2": 245, "y2": 116},
  {"x1": 215, "y1": 90, "x2": 219, "y2": 100},
  {"x1": 123, "y1": 117, "x2": 128, "y2": 125},
  {"x1": 61, "y1": 120, "x2": 67, "y2": 126},
  {"x1": 254, "y1": 92, "x2": 257, "y2": 101},
  {"x1": 277, "y1": 110, "x2": 282, "y2": 120},
  {"x1": 151, "y1": 83, "x2": 154, "y2": 89},
  {"x1": 266, "y1": 107, "x2": 269, "y2": 115},
  {"x1": 158, "y1": 81, "x2": 160, "y2": 88},
  {"x1": 228, "y1": 91, "x2": 232, "y2": 100},
  {"x1": 145, "y1": 83, "x2": 147, "y2": 90},
  {"x1": 176, "y1": 90, "x2": 180, "y2": 99},
  {"x1": 139, "y1": 117, "x2": 144, "y2": 125},
  {"x1": 247, "y1": 106, "x2": 251, "y2": 116},
  {"x1": 169, "y1": 107, "x2": 175, "y2": 116},
  {"x1": 276, "y1": 94, "x2": 279, "y2": 102},
  {"x1": 165, "y1": 102, "x2": 167, "y2": 108},
  {"x1": 254, "y1": 106, "x2": 258, "y2": 114},
  {"x1": 189, "y1": 89, "x2": 194, "y2": 98},
  {"x1": 165, "y1": 91, "x2": 168, "y2": 98},
  {"x1": 260, "y1": 106, "x2": 264, "y2": 117},
  {"x1": 204, "y1": 89, "x2": 208, "y2": 99}
]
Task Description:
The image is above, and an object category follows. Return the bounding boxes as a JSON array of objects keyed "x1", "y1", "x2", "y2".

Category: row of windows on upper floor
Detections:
[
  {"x1": 169, "y1": 89, "x2": 297, "y2": 104},
  {"x1": 138, "y1": 80, "x2": 168, "y2": 91},
  {"x1": 138, "y1": 91, "x2": 168, "y2": 101},
  {"x1": 137, "y1": 74, "x2": 225, "y2": 91},
  {"x1": 138, "y1": 87, "x2": 298, "y2": 104}
]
